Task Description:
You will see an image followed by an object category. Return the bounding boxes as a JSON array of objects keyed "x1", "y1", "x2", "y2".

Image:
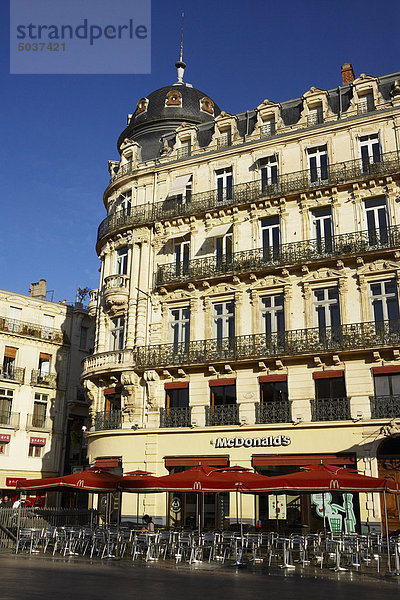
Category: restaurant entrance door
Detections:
[
  {"x1": 164, "y1": 458, "x2": 230, "y2": 529},
  {"x1": 377, "y1": 436, "x2": 400, "y2": 533}
]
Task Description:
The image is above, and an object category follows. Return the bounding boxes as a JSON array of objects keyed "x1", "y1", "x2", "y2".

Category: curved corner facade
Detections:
[{"x1": 83, "y1": 69, "x2": 400, "y2": 531}]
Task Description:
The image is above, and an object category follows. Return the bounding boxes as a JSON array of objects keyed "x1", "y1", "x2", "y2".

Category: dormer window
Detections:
[
  {"x1": 135, "y1": 97, "x2": 148, "y2": 116},
  {"x1": 177, "y1": 138, "x2": 191, "y2": 159},
  {"x1": 308, "y1": 104, "x2": 323, "y2": 126},
  {"x1": 358, "y1": 92, "x2": 375, "y2": 114},
  {"x1": 200, "y1": 96, "x2": 214, "y2": 116},
  {"x1": 165, "y1": 90, "x2": 182, "y2": 107},
  {"x1": 217, "y1": 129, "x2": 232, "y2": 149},
  {"x1": 261, "y1": 118, "x2": 276, "y2": 138}
]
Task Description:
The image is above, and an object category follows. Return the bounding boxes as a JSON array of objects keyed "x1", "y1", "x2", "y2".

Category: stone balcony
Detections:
[
  {"x1": 30, "y1": 370, "x2": 57, "y2": 388},
  {"x1": 0, "y1": 411, "x2": 20, "y2": 429},
  {"x1": 82, "y1": 319, "x2": 400, "y2": 378},
  {"x1": 103, "y1": 275, "x2": 130, "y2": 312},
  {"x1": 26, "y1": 413, "x2": 52, "y2": 431}
]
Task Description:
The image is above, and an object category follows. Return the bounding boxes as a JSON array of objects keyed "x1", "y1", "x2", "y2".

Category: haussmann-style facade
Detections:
[{"x1": 82, "y1": 61, "x2": 400, "y2": 532}]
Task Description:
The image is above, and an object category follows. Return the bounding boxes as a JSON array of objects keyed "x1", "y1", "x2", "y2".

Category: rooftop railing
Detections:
[
  {"x1": 82, "y1": 319, "x2": 400, "y2": 375},
  {"x1": 98, "y1": 151, "x2": 400, "y2": 244},
  {"x1": 0, "y1": 317, "x2": 68, "y2": 345},
  {"x1": 156, "y1": 225, "x2": 400, "y2": 286}
]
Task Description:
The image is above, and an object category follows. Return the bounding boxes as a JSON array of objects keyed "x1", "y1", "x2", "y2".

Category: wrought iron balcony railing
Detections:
[
  {"x1": 156, "y1": 225, "x2": 400, "y2": 286},
  {"x1": 98, "y1": 151, "x2": 400, "y2": 243},
  {"x1": 0, "y1": 316, "x2": 68, "y2": 344},
  {"x1": 205, "y1": 404, "x2": 239, "y2": 426},
  {"x1": 82, "y1": 319, "x2": 400, "y2": 375},
  {"x1": 159, "y1": 406, "x2": 192, "y2": 428},
  {"x1": 94, "y1": 410, "x2": 122, "y2": 431},
  {"x1": 30, "y1": 371, "x2": 57, "y2": 388},
  {"x1": 310, "y1": 397, "x2": 351, "y2": 421},
  {"x1": 255, "y1": 401, "x2": 292, "y2": 424},
  {"x1": 370, "y1": 395, "x2": 400, "y2": 419},
  {"x1": 0, "y1": 366, "x2": 25, "y2": 384},
  {"x1": 0, "y1": 411, "x2": 20, "y2": 428},
  {"x1": 133, "y1": 320, "x2": 400, "y2": 370},
  {"x1": 26, "y1": 413, "x2": 52, "y2": 431}
]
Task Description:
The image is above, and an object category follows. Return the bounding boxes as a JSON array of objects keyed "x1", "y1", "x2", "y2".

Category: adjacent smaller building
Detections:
[{"x1": 0, "y1": 279, "x2": 95, "y2": 497}]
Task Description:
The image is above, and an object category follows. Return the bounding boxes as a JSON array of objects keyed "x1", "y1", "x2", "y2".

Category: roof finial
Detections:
[{"x1": 175, "y1": 12, "x2": 186, "y2": 84}]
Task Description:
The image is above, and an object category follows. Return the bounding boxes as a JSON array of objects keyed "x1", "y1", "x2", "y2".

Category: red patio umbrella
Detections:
[
  {"x1": 119, "y1": 470, "x2": 162, "y2": 492},
  {"x1": 241, "y1": 464, "x2": 399, "y2": 494},
  {"x1": 16, "y1": 467, "x2": 121, "y2": 493},
  {"x1": 153, "y1": 465, "x2": 270, "y2": 492}
]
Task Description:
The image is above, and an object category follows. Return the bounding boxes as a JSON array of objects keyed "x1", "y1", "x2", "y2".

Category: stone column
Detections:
[
  {"x1": 126, "y1": 243, "x2": 141, "y2": 348},
  {"x1": 121, "y1": 371, "x2": 142, "y2": 425},
  {"x1": 135, "y1": 241, "x2": 150, "y2": 346}
]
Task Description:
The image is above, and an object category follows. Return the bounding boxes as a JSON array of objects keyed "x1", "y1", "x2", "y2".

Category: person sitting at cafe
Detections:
[{"x1": 142, "y1": 514, "x2": 155, "y2": 532}]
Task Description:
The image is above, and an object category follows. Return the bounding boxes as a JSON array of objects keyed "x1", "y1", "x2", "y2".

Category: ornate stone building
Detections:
[
  {"x1": 83, "y1": 61, "x2": 400, "y2": 531},
  {"x1": 0, "y1": 280, "x2": 94, "y2": 497}
]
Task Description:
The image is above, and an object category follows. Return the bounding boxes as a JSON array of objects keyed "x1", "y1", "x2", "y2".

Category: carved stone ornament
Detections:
[{"x1": 143, "y1": 370, "x2": 159, "y2": 405}]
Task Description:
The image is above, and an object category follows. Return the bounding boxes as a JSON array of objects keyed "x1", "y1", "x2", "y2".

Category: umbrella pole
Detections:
[
  {"x1": 236, "y1": 488, "x2": 239, "y2": 528},
  {"x1": 396, "y1": 492, "x2": 400, "y2": 531},
  {"x1": 275, "y1": 494, "x2": 279, "y2": 533},
  {"x1": 202, "y1": 491, "x2": 205, "y2": 533},
  {"x1": 240, "y1": 490, "x2": 243, "y2": 543},
  {"x1": 322, "y1": 492, "x2": 327, "y2": 536},
  {"x1": 115, "y1": 490, "x2": 121, "y2": 560},
  {"x1": 15, "y1": 501, "x2": 22, "y2": 554},
  {"x1": 383, "y1": 491, "x2": 392, "y2": 573},
  {"x1": 137, "y1": 493, "x2": 139, "y2": 528}
]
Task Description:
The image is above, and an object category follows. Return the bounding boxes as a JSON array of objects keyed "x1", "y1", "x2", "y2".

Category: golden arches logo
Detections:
[
  {"x1": 76, "y1": 480, "x2": 85, "y2": 488},
  {"x1": 329, "y1": 480, "x2": 340, "y2": 489},
  {"x1": 193, "y1": 481, "x2": 202, "y2": 490}
]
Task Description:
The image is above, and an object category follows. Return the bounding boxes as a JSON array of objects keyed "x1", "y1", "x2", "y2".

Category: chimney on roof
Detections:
[
  {"x1": 29, "y1": 279, "x2": 47, "y2": 300},
  {"x1": 341, "y1": 63, "x2": 355, "y2": 84}
]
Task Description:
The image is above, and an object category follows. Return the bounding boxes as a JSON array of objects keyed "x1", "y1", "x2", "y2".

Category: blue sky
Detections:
[{"x1": 1, "y1": 0, "x2": 400, "y2": 303}]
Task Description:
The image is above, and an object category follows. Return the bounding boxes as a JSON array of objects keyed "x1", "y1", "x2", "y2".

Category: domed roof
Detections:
[{"x1": 117, "y1": 81, "x2": 221, "y2": 156}]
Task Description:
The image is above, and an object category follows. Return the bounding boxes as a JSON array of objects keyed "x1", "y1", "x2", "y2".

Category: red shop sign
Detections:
[
  {"x1": 0, "y1": 434, "x2": 11, "y2": 442},
  {"x1": 30, "y1": 437, "x2": 46, "y2": 446},
  {"x1": 6, "y1": 478, "x2": 27, "y2": 487}
]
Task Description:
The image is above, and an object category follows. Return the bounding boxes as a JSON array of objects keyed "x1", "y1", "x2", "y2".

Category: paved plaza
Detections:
[{"x1": 1, "y1": 553, "x2": 400, "y2": 600}]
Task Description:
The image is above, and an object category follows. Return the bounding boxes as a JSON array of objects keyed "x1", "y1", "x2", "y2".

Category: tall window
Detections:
[
  {"x1": 169, "y1": 307, "x2": 190, "y2": 351},
  {"x1": 359, "y1": 134, "x2": 381, "y2": 171},
  {"x1": 9, "y1": 307, "x2": 22, "y2": 333},
  {"x1": 313, "y1": 287, "x2": 340, "y2": 331},
  {"x1": 38, "y1": 353, "x2": 51, "y2": 376},
  {"x1": 215, "y1": 168, "x2": 233, "y2": 203},
  {"x1": 260, "y1": 380, "x2": 288, "y2": 404},
  {"x1": 364, "y1": 198, "x2": 389, "y2": 245},
  {"x1": 110, "y1": 316, "x2": 125, "y2": 351},
  {"x1": 166, "y1": 387, "x2": 189, "y2": 409},
  {"x1": 178, "y1": 139, "x2": 191, "y2": 159},
  {"x1": 174, "y1": 236, "x2": 190, "y2": 276},
  {"x1": 307, "y1": 145, "x2": 329, "y2": 183},
  {"x1": 311, "y1": 207, "x2": 333, "y2": 253},
  {"x1": 210, "y1": 384, "x2": 236, "y2": 407},
  {"x1": 216, "y1": 229, "x2": 233, "y2": 267},
  {"x1": 0, "y1": 388, "x2": 13, "y2": 425},
  {"x1": 374, "y1": 373, "x2": 400, "y2": 398},
  {"x1": 2, "y1": 347, "x2": 17, "y2": 379},
  {"x1": 115, "y1": 191, "x2": 131, "y2": 216},
  {"x1": 218, "y1": 130, "x2": 232, "y2": 148},
  {"x1": 260, "y1": 156, "x2": 279, "y2": 192},
  {"x1": 213, "y1": 301, "x2": 235, "y2": 341},
  {"x1": 80, "y1": 326, "x2": 88, "y2": 349},
  {"x1": 315, "y1": 376, "x2": 346, "y2": 400},
  {"x1": 358, "y1": 93, "x2": 374, "y2": 114},
  {"x1": 32, "y1": 393, "x2": 48, "y2": 428},
  {"x1": 116, "y1": 248, "x2": 128, "y2": 275},
  {"x1": 260, "y1": 295, "x2": 285, "y2": 335},
  {"x1": 42, "y1": 315, "x2": 54, "y2": 340},
  {"x1": 370, "y1": 280, "x2": 400, "y2": 327},
  {"x1": 261, "y1": 217, "x2": 280, "y2": 260}
]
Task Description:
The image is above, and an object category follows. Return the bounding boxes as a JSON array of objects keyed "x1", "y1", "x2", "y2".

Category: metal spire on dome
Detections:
[{"x1": 175, "y1": 12, "x2": 186, "y2": 84}]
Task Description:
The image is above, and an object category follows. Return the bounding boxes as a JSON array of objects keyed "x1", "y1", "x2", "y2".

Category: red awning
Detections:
[
  {"x1": 243, "y1": 464, "x2": 398, "y2": 494},
  {"x1": 164, "y1": 457, "x2": 229, "y2": 468},
  {"x1": 17, "y1": 467, "x2": 121, "y2": 492}
]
